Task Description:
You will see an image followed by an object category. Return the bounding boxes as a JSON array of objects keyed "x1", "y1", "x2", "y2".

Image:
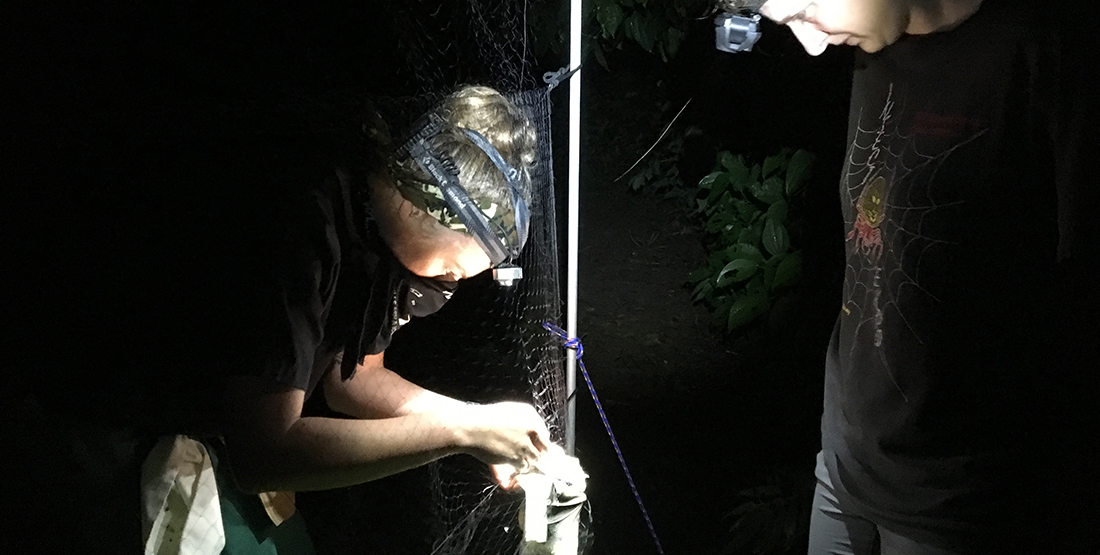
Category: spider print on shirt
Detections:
[{"x1": 841, "y1": 84, "x2": 986, "y2": 400}]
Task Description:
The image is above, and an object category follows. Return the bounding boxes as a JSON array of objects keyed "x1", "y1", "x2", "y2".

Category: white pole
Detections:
[{"x1": 564, "y1": 0, "x2": 582, "y2": 457}]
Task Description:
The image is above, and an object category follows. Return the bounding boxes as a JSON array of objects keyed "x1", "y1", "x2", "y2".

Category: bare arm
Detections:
[
  {"x1": 223, "y1": 353, "x2": 549, "y2": 494},
  {"x1": 322, "y1": 352, "x2": 466, "y2": 419}
]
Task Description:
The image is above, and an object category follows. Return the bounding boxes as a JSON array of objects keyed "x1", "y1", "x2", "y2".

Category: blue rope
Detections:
[{"x1": 543, "y1": 322, "x2": 666, "y2": 555}]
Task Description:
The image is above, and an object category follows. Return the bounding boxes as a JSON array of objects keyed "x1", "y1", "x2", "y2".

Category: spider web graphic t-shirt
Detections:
[{"x1": 819, "y1": 1, "x2": 1098, "y2": 544}]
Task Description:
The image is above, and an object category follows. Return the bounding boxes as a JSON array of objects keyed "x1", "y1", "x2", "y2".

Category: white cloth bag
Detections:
[
  {"x1": 516, "y1": 447, "x2": 588, "y2": 555},
  {"x1": 141, "y1": 435, "x2": 225, "y2": 555}
]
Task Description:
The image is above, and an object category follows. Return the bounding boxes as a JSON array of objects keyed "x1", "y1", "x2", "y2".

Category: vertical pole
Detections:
[{"x1": 564, "y1": 0, "x2": 582, "y2": 457}]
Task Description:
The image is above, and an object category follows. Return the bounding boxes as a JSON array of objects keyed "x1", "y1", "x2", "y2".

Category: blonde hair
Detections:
[{"x1": 393, "y1": 85, "x2": 537, "y2": 212}]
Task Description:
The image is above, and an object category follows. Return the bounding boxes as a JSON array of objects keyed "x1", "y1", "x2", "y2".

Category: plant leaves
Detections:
[
  {"x1": 765, "y1": 199, "x2": 789, "y2": 223},
  {"x1": 698, "y1": 171, "x2": 722, "y2": 190},
  {"x1": 762, "y1": 218, "x2": 790, "y2": 256},
  {"x1": 773, "y1": 251, "x2": 803, "y2": 290},
  {"x1": 705, "y1": 172, "x2": 731, "y2": 205},
  {"x1": 718, "y1": 150, "x2": 738, "y2": 171},
  {"x1": 732, "y1": 198, "x2": 758, "y2": 223},
  {"x1": 686, "y1": 267, "x2": 711, "y2": 283},
  {"x1": 665, "y1": 27, "x2": 685, "y2": 58},
  {"x1": 625, "y1": 11, "x2": 656, "y2": 52},
  {"x1": 725, "y1": 242, "x2": 764, "y2": 264},
  {"x1": 595, "y1": 0, "x2": 625, "y2": 37},
  {"x1": 785, "y1": 149, "x2": 814, "y2": 196},
  {"x1": 705, "y1": 210, "x2": 735, "y2": 233},
  {"x1": 751, "y1": 176, "x2": 784, "y2": 204},
  {"x1": 762, "y1": 153, "x2": 785, "y2": 177},
  {"x1": 692, "y1": 278, "x2": 714, "y2": 301},
  {"x1": 716, "y1": 258, "x2": 758, "y2": 286},
  {"x1": 748, "y1": 219, "x2": 765, "y2": 245},
  {"x1": 726, "y1": 292, "x2": 769, "y2": 331},
  {"x1": 763, "y1": 252, "x2": 783, "y2": 287},
  {"x1": 726, "y1": 161, "x2": 751, "y2": 193},
  {"x1": 588, "y1": 35, "x2": 610, "y2": 70}
]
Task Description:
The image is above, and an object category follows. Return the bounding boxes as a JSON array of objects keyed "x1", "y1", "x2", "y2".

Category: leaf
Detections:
[
  {"x1": 725, "y1": 243, "x2": 764, "y2": 264},
  {"x1": 765, "y1": 199, "x2": 789, "y2": 222},
  {"x1": 585, "y1": 34, "x2": 610, "y2": 70},
  {"x1": 763, "y1": 253, "x2": 783, "y2": 287},
  {"x1": 726, "y1": 162, "x2": 751, "y2": 193},
  {"x1": 705, "y1": 172, "x2": 731, "y2": 205},
  {"x1": 751, "y1": 176, "x2": 785, "y2": 204},
  {"x1": 732, "y1": 198, "x2": 758, "y2": 223},
  {"x1": 772, "y1": 251, "x2": 803, "y2": 290},
  {"x1": 595, "y1": 0, "x2": 625, "y2": 37},
  {"x1": 719, "y1": 224, "x2": 744, "y2": 244},
  {"x1": 665, "y1": 27, "x2": 685, "y2": 58},
  {"x1": 762, "y1": 153, "x2": 785, "y2": 177},
  {"x1": 762, "y1": 218, "x2": 790, "y2": 256},
  {"x1": 716, "y1": 258, "x2": 758, "y2": 286},
  {"x1": 625, "y1": 11, "x2": 656, "y2": 52},
  {"x1": 698, "y1": 171, "x2": 722, "y2": 190},
  {"x1": 744, "y1": 225, "x2": 762, "y2": 249},
  {"x1": 629, "y1": 173, "x2": 646, "y2": 190},
  {"x1": 692, "y1": 279, "x2": 714, "y2": 301},
  {"x1": 708, "y1": 250, "x2": 727, "y2": 268},
  {"x1": 785, "y1": 149, "x2": 814, "y2": 196},
  {"x1": 727, "y1": 292, "x2": 769, "y2": 331},
  {"x1": 705, "y1": 210, "x2": 734, "y2": 233},
  {"x1": 718, "y1": 150, "x2": 738, "y2": 171}
]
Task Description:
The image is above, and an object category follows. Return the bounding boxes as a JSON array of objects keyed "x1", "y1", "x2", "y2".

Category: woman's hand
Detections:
[{"x1": 451, "y1": 401, "x2": 550, "y2": 482}]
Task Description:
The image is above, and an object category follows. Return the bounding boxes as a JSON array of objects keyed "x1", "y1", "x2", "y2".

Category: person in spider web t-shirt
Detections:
[{"x1": 755, "y1": 0, "x2": 1100, "y2": 553}]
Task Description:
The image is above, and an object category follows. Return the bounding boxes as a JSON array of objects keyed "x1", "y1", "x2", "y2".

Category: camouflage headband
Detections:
[
  {"x1": 390, "y1": 114, "x2": 529, "y2": 264},
  {"x1": 391, "y1": 168, "x2": 513, "y2": 238}
]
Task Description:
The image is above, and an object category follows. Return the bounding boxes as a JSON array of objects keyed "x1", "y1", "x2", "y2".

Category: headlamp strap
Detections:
[
  {"x1": 396, "y1": 110, "x2": 528, "y2": 266},
  {"x1": 457, "y1": 128, "x2": 530, "y2": 255},
  {"x1": 406, "y1": 142, "x2": 512, "y2": 266}
]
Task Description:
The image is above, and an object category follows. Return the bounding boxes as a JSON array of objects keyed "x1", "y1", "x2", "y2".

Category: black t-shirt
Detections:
[
  {"x1": 24, "y1": 126, "x2": 457, "y2": 435},
  {"x1": 250, "y1": 169, "x2": 457, "y2": 399},
  {"x1": 822, "y1": 0, "x2": 1098, "y2": 541}
]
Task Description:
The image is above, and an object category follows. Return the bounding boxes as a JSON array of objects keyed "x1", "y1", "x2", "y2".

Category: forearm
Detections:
[
  {"x1": 231, "y1": 412, "x2": 465, "y2": 493},
  {"x1": 325, "y1": 353, "x2": 467, "y2": 419}
]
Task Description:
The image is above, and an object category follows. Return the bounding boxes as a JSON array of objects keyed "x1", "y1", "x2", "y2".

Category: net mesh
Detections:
[
  {"x1": 306, "y1": 2, "x2": 574, "y2": 554},
  {"x1": 384, "y1": 89, "x2": 570, "y2": 555}
]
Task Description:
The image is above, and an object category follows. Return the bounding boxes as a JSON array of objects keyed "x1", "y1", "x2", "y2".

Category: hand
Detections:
[
  {"x1": 491, "y1": 463, "x2": 521, "y2": 490},
  {"x1": 451, "y1": 402, "x2": 550, "y2": 478},
  {"x1": 492, "y1": 443, "x2": 572, "y2": 489}
]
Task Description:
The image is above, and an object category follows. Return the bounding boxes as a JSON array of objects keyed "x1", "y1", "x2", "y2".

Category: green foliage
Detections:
[
  {"x1": 626, "y1": 135, "x2": 694, "y2": 205},
  {"x1": 527, "y1": 0, "x2": 705, "y2": 69},
  {"x1": 688, "y1": 148, "x2": 815, "y2": 332},
  {"x1": 721, "y1": 467, "x2": 814, "y2": 555}
]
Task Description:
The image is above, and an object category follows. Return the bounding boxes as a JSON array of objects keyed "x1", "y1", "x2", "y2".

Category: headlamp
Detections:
[
  {"x1": 715, "y1": 1, "x2": 765, "y2": 53},
  {"x1": 395, "y1": 113, "x2": 530, "y2": 287}
]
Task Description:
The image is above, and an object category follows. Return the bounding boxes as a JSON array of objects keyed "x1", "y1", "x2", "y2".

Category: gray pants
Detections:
[
  {"x1": 807, "y1": 451, "x2": 1100, "y2": 555},
  {"x1": 807, "y1": 452, "x2": 962, "y2": 555}
]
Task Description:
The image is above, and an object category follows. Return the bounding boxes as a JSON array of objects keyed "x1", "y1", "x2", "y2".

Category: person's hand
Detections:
[
  {"x1": 451, "y1": 401, "x2": 549, "y2": 482},
  {"x1": 491, "y1": 462, "x2": 522, "y2": 490}
]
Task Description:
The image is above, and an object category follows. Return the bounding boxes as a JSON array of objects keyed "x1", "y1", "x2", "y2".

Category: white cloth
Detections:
[
  {"x1": 141, "y1": 435, "x2": 225, "y2": 555},
  {"x1": 516, "y1": 447, "x2": 588, "y2": 555}
]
